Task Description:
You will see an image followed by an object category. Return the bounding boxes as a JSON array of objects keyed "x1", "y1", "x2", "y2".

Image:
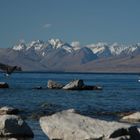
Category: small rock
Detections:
[
  {"x1": 0, "y1": 82, "x2": 9, "y2": 88},
  {"x1": 0, "y1": 115, "x2": 34, "y2": 138},
  {"x1": 121, "y1": 112, "x2": 140, "y2": 123},
  {"x1": 33, "y1": 86, "x2": 43, "y2": 90},
  {"x1": 0, "y1": 106, "x2": 19, "y2": 115},
  {"x1": 47, "y1": 80, "x2": 64, "y2": 89},
  {"x1": 82, "y1": 85, "x2": 102, "y2": 90}
]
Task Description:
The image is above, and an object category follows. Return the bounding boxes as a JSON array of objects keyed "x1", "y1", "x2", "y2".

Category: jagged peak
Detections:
[
  {"x1": 13, "y1": 42, "x2": 26, "y2": 51},
  {"x1": 27, "y1": 40, "x2": 45, "y2": 50},
  {"x1": 30, "y1": 40, "x2": 44, "y2": 46},
  {"x1": 12, "y1": 39, "x2": 140, "y2": 57},
  {"x1": 48, "y1": 38, "x2": 64, "y2": 48}
]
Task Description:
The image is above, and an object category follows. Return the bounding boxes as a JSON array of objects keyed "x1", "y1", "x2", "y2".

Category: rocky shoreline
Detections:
[
  {"x1": 0, "y1": 79, "x2": 140, "y2": 140},
  {"x1": 0, "y1": 106, "x2": 140, "y2": 140}
]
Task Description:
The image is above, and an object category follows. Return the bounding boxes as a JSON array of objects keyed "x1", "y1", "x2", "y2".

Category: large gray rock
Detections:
[
  {"x1": 0, "y1": 106, "x2": 19, "y2": 115},
  {"x1": 0, "y1": 82, "x2": 9, "y2": 88},
  {"x1": 0, "y1": 115, "x2": 34, "y2": 138},
  {"x1": 47, "y1": 80, "x2": 64, "y2": 89},
  {"x1": 121, "y1": 112, "x2": 140, "y2": 123},
  {"x1": 62, "y1": 80, "x2": 84, "y2": 90},
  {"x1": 40, "y1": 109, "x2": 140, "y2": 140}
]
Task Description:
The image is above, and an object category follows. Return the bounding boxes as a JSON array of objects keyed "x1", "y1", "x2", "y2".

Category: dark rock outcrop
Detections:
[
  {"x1": 0, "y1": 115, "x2": 34, "y2": 138},
  {"x1": 109, "y1": 126, "x2": 140, "y2": 139},
  {"x1": 82, "y1": 85, "x2": 102, "y2": 90},
  {"x1": 0, "y1": 106, "x2": 19, "y2": 115},
  {"x1": 0, "y1": 82, "x2": 9, "y2": 88}
]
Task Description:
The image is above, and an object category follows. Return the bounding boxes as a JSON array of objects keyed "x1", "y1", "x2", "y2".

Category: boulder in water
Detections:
[
  {"x1": 47, "y1": 80, "x2": 64, "y2": 89},
  {"x1": 62, "y1": 80, "x2": 84, "y2": 90},
  {"x1": 40, "y1": 109, "x2": 140, "y2": 140}
]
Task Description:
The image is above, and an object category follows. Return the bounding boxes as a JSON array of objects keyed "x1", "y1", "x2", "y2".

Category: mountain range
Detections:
[{"x1": 0, "y1": 38, "x2": 140, "y2": 73}]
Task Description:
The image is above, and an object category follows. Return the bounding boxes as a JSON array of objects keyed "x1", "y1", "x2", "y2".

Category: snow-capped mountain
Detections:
[
  {"x1": 1, "y1": 38, "x2": 140, "y2": 72},
  {"x1": 12, "y1": 39, "x2": 74, "y2": 63},
  {"x1": 86, "y1": 42, "x2": 111, "y2": 57},
  {"x1": 13, "y1": 38, "x2": 140, "y2": 58},
  {"x1": 86, "y1": 42, "x2": 140, "y2": 57},
  {"x1": 13, "y1": 39, "x2": 74, "y2": 55}
]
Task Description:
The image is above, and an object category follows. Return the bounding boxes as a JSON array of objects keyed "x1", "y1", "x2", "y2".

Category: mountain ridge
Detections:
[{"x1": 0, "y1": 38, "x2": 140, "y2": 72}]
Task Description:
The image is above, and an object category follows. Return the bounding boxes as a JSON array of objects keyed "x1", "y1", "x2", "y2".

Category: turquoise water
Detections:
[{"x1": 0, "y1": 72, "x2": 140, "y2": 139}]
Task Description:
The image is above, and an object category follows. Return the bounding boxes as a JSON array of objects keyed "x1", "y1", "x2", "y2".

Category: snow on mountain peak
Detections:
[
  {"x1": 12, "y1": 39, "x2": 140, "y2": 58},
  {"x1": 86, "y1": 42, "x2": 108, "y2": 55},
  {"x1": 48, "y1": 38, "x2": 74, "y2": 53},
  {"x1": 30, "y1": 40, "x2": 44, "y2": 46},
  {"x1": 109, "y1": 42, "x2": 126, "y2": 55},
  {"x1": 48, "y1": 38, "x2": 64, "y2": 49},
  {"x1": 27, "y1": 40, "x2": 45, "y2": 51},
  {"x1": 86, "y1": 41, "x2": 140, "y2": 56},
  {"x1": 13, "y1": 38, "x2": 74, "y2": 56},
  {"x1": 13, "y1": 42, "x2": 26, "y2": 51}
]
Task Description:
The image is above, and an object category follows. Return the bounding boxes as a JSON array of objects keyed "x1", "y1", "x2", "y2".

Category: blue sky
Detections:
[{"x1": 0, "y1": 0, "x2": 140, "y2": 48}]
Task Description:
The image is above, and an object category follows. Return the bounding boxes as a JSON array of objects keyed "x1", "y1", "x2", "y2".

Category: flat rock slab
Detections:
[
  {"x1": 0, "y1": 115, "x2": 34, "y2": 138},
  {"x1": 40, "y1": 109, "x2": 140, "y2": 140}
]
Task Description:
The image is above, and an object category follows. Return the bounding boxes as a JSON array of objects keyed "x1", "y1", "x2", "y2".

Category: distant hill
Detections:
[{"x1": 0, "y1": 38, "x2": 140, "y2": 73}]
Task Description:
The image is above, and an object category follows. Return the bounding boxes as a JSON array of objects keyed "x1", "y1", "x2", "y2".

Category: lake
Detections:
[{"x1": 0, "y1": 72, "x2": 140, "y2": 139}]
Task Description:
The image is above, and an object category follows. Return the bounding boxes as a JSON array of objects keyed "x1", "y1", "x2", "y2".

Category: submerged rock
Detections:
[
  {"x1": 33, "y1": 86, "x2": 43, "y2": 90},
  {"x1": 121, "y1": 112, "x2": 140, "y2": 123},
  {"x1": 82, "y1": 85, "x2": 102, "y2": 90},
  {"x1": 0, "y1": 106, "x2": 19, "y2": 115},
  {"x1": 47, "y1": 80, "x2": 64, "y2": 89},
  {"x1": 40, "y1": 109, "x2": 140, "y2": 140},
  {"x1": 0, "y1": 82, "x2": 9, "y2": 88},
  {"x1": 29, "y1": 102, "x2": 64, "y2": 120},
  {"x1": 0, "y1": 115, "x2": 34, "y2": 138}
]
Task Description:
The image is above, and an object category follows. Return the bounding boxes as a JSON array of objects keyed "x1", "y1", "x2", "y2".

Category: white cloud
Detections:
[
  {"x1": 43, "y1": 23, "x2": 51, "y2": 29},
  {"x1": 71, "y1": 41, "x2": 80, "y2": 47},
  {"x1": 19, "y1": 39, "x2": 25, "y2": 43},
  {"x1": 71, "y1": 41, "x2": 81, "y2": 50}
]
